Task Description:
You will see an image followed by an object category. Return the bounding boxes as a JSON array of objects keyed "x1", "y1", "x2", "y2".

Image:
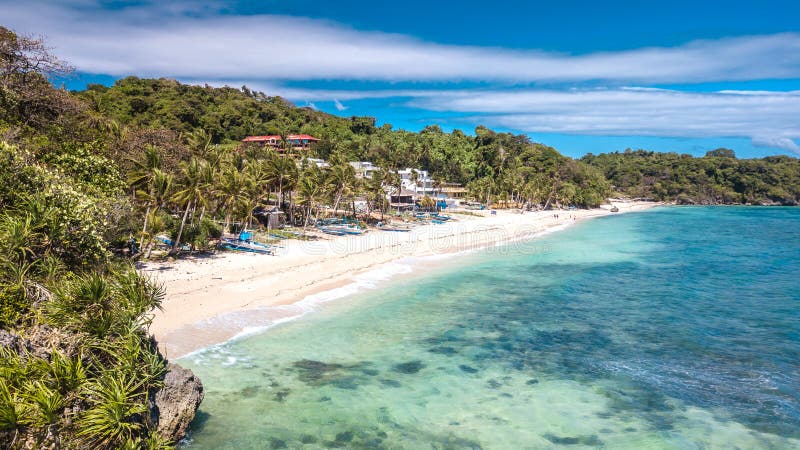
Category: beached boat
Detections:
[
  {"x1": 154, "y1": 235, "x2": 190, "y2": 251},
  {"x1": 610, "y1": 206, "x2": 620, "y2": 212},
  {"x1": 320, "y1": 225, "x2": 365, "y2": 235},
  {"x1": 379, "y1": 224, "x2": 412, "y2": 232},
  {"x1": 221, "y1": 237, "x2": 273, "y2": 254},
  {"x1": 319, "y1": 227, "x2": 347, "y2": 236}
]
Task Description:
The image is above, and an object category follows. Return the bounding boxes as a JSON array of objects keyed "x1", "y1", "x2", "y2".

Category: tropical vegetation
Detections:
[
  {"x1": 1, "y1": 26, "x2": 172, "y2": 449},
  {"x1": 582, "y1": 149, "x2": 800, "y2": 205},
  {"x1": 1, "y1": 22, "x2": 800, "y2": 448}
]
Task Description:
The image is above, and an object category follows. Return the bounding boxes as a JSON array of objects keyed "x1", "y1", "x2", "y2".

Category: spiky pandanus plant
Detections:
[{"x1": 76, "y1": 373, "x2": 148, "y2": 448}]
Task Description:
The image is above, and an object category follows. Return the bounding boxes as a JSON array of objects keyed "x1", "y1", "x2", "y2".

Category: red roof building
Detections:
[{"x1": 242, "y1": 134, "x2": 320, "y2": 151}]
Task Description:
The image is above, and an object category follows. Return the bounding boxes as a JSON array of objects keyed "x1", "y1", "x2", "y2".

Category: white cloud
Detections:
[
  {"x1": 333, "y1": 99, "x2": 348, "y2": 111},
  {"x1": 407, "y1": 88, "x2": 800, "y2": 153},
  {"x1": 752, "y1": 137, "x2": 800, "y2": 153},
  {"x1": 4, "y1": 1, "x2": 799, "y2": 153},
  {"x1": 158, "y1": 79, "x2": 800, "y2": 153},
  {"x1": 3, "y1": 1, "x2": 800, "y2": 84}
]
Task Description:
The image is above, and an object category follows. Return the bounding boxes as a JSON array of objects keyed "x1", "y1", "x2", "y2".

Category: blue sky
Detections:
[{"x1": 4, "y1": 0, "x2": 800, "y2": 158}]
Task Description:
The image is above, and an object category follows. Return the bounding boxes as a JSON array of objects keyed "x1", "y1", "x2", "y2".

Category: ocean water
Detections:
[{"x1": 180, "y1": 207, "x2": 800, "y2": 449}]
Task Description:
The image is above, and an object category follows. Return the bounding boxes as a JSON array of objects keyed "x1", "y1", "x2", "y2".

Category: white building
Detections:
[
  {"x1": 397, "y1": 168, "x2": 436, "y2": 197},
  {"x1": 303, "y1": 158, "x2": 330, "y2": 169},
  {"x1": 349, "y1": 161, "x2": 380, "y2": 179}
]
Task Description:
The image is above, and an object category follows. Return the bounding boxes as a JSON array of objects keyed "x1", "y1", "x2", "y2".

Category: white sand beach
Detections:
[{"x1": 144, "y1": 201, "x2": 660, "y2": 358}]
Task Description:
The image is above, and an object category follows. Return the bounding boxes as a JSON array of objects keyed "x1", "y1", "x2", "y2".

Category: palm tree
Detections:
[
  {"x1": 127, "y1": 146, "x2": 164, "y2": 248},
  {"x1": 197, "y1": 158, "x2": 217, "y2": 224},
  {"x1": 266, "y1": 155, "x2": 297, "y2": 210},
  {"x1": 127, "y1": 145, "x2": 161, "y2": 197},
  {"x1": 296, "y1": 165, "x2": 324, "y2": 230},
  {"x1": 135, "y1": 169, "x2": 172, "y2": 256},
  {"x1": 214, "y1": 166, "x2": 248, "y2": 235},
  {"x1": 186, "y1": 128, "x2": 213, "y2": 157},
  {"x1": 410, "y1": 169, "x2": 419, "y2": 196},
  {"x1": 367, "y1": 168, "x2": 389, "y2": 220},
  {"x1": 326, "y1": 162, "x2": 357, "y2": 216},
  {"x1": 172, "y1": 157, "x2": 211, "y2": 251},
  {"x1": 384, "y1": 170, "x2": 402, "y2": 214}
]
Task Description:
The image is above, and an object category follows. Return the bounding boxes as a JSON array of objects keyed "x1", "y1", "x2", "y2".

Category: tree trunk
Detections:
[
  {"x1": 223, "y1": 212, "x2": 231, "y2": 235},
  {"x1": 289, "y1": 191, "x2": 296, "y2": 225},
  {"x1": 332, "y1": 191, "x2": 343, "y2": 217},
  {"x1": 303, "y1": 204, "x2": 312, "y2": 231},
  {"x1": 142, "y1": 205, "x2": 151, "y2": 237},
  {"x1": 543, "y1": 184, "x2": 557, "y2": 210},
  {"x1": 174, "y1": 199, "x2": 192, "y2": 251},
  {"x1": 278, "y1": 179, "x2": 283, "y2": 210}
]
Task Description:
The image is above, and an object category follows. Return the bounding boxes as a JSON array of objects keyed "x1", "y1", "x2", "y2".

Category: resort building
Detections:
[
  {"x1": 397, "y1": 168, "x2": 436, "y2": 197},
  {"x1": 389, "y1": 188, "x2": 418, "y2": 210},
  {"x1": 303, "y1": 158, "x2": 330, "y2": 169},
  {"x1": 349, "y1": 161, "x2": 380, "y2": 179},
  {"x1": 439, "y1": 182, "x2": 467, "y2": 199},
  {"x1": 242, "y1": 134, "x2": 320, "y2": 152}
]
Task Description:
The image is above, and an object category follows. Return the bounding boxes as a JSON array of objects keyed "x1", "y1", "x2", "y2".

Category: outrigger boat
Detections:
[
  {"x1": 319, "y1": 225, "x2": 365, "y2": 235},
  {"x1": 221, "y1": 239, "x2": 273, "y2": 254},
  {"x1": 377, "y1": 222, "x2": 412, "y2": 232},
  {"x1": 319, "y1": 227, "x2": 347, "y2": 236},
  {"x1": 221, "y1": 231, "x2": 274, "y2": 254},
  {"x1": 154, "y1": 235, "x2": 190, "y2": 251}
]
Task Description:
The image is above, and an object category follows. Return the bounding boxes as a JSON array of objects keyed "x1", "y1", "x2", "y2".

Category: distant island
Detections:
[{"x1": 1, "y1": 24, "x2": 799, "y2": 449}]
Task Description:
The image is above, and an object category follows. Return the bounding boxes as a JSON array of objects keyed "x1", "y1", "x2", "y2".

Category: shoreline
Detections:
[{"x1": 144, "y1": 201, "x2": 661, "y2": 358}]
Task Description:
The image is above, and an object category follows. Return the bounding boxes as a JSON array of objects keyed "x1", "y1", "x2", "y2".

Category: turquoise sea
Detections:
[{"x1": 180, "y1": 207, "x2": 800, "y2": 449}]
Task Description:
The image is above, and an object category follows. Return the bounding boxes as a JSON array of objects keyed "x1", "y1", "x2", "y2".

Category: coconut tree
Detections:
[
  {"x1": 296, "y1": 165, "x2": 324, "y2": 230},
  {"x1": 214, "y1": 166, "x2": 248, "y2": 234},
  {"x1": 367, "y1": 168, "x2": 389, "y2": 220},
  {"x1": 266, "y1": 154, "x2": 297, "y2": 210},
  {"x1": 186, "y1": 128, "x2": 213, "y2": 157},
  {"x1": 126, "y1": 145, "x2": 161, "y2": 194},
  {"x1": 135, "y1": 169, "x2": 172, "y2": 256},
  {"x1": 326, "y1": 161, "x2": 357, "y2": 216},
  {"x1": 409, "y1": 169, "x2": 419, "y2": 196},
  {"x1": 384, "y1": 170, "x2": 402, "y2": 214},
  {"x1": 127, "y1": 146, "x2": 163, "y2": 239},
  {"x1": 172, "y1": 157, "x2": 211, "y2": 251}
]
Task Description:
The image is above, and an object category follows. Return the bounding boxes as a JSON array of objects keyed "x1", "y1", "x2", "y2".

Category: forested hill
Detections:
[
  {"x1": 80, "y1": 77, "x2": 800, "y2": 206},
  {"x1": 582, "y1": 150, "x2": 800, "y2": 205},
  {"x1": 78, "y1": 76, "x2": 613, "y2": 207},
  {"x1": 78, "y1": 77, "x2": 355, "y2": 144}
]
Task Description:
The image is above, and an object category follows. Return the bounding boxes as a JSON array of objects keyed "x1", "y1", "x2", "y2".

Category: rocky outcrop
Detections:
[
  {"x1": 151, "y1": 363, "x2": 204, "y2": 442},
  {"x1": 2, "y1": 328, "x2": 203, "y2": 445},
  {"x1": 0, "y1": 329, "x2": 21, "y2": 350},
  {"x1": 0, "y1": 325, "x2": 81, "y2": 360}
]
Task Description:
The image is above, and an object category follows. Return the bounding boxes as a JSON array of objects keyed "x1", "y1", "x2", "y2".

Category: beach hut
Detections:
[
  {"x1": 389, "y1": 188, "x2": 417, "y2": 211},
  {"x1": 253, "y1": 207, "x2": 285, "y2": 229}
]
